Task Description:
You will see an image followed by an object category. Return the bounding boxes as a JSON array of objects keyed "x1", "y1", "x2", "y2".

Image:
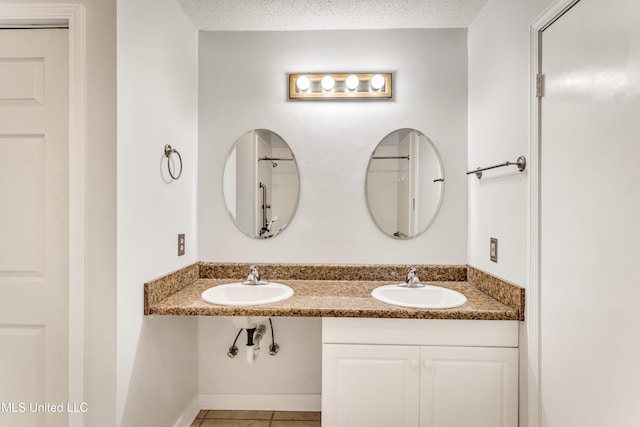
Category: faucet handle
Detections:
[
  {"x1": 247, "y1": 265, "x2": 260, "y2": 282},
  {"x1": 404, "y1": 267, "x2": 424, "y2": 288},
  {"x1": 406, "y1": 267, "x2": 418, "y2": 283}
]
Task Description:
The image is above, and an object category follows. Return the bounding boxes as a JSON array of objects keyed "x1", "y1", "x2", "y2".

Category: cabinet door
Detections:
[
  {"x1": 419, "y1": 346, "x2": 518, "y2": 427},
  {"x1": 323, "y1": 344, "x2": 420, "y2": 427}
]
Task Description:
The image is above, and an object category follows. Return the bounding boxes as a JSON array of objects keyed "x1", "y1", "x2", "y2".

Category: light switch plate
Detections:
[
  {"x1": 178, "y1": 234, "x2": 185, "y2": 256},
  {"x1": 490, "y1": 237, "x2": 498, "y2": 262}
]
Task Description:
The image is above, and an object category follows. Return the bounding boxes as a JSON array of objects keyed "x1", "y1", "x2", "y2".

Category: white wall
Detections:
[
  {"x1": 80, "y1": 2, "x2": 117, "y2": 425},
  {"x1": 468, "y1": 1, "x2": 554, "y2": 426},
  {"x1": 198, "y1": 28, "x2": 467, "y2": 407},
  {"x1": 116, "y1": 0, "x2": 199, "y2": 425},
  {"x1": 468, "y1": 0, "x2": 553, "y2": 285},
  {"x1": 198, "y1": 29, "x2": 468, "y2": 265}
]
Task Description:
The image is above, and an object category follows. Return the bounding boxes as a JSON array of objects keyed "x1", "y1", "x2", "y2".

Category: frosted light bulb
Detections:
[
  {"x1": 345, "y1": 75, "x2": 360, "y2": 90},
  {"x1": 296, "y1": 75, "x2": 311, "y2": 91},
  {"x1": 370, "y1": 74, "x2": 385, "y2": 90},
  {"x1": 321, "y1": 75, "x2": 335, "y2": 91}
]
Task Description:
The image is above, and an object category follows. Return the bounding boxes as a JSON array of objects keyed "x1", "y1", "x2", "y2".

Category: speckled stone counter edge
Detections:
[
  {"x1": 467, "y1": 266, "x2": 525, "y2": 320},
  {"x1": 198, "y1": 262, "x2": 467, "y2": 282},
  {"x1": 144, "y1": 262, "x2": 199, "y2": 314},
  {"x1": 145, "y1": 262, "x2": 524, "y2": 319}
]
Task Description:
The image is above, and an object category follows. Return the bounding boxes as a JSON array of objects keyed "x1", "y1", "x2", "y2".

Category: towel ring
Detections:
[{"x1": 164, "y1": 144, "x2": 182, "y2": 180}]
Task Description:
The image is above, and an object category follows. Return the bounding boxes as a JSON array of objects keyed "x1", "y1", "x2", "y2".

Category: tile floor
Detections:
[{"x1": 190, "y1": 410, "x2": 321, "y2": 427}]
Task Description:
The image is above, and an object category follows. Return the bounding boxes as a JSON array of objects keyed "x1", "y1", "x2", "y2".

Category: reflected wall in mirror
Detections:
[
  {"x1": 366, "y1": 128, "x2": 444, "y2": 239},
  {"x1": 223, "y1": 129, "x2": 300, "y2": 239}
]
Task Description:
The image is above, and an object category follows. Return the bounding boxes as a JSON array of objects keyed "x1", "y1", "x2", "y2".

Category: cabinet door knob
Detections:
[
  {"x1": 423, "y1": 360, "x2": 434, "y2": 369},
  {"x1": 410, "y1": 360, "x2": 418, "y2": 369}
]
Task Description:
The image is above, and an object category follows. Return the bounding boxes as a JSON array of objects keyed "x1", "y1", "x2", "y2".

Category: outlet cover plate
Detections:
[
  {"x1": 490, "y1": 237, "x2": 498, "y2": 262},
  {"x1": 178, "y1": 234, "x2": 185, "y2": 256}
]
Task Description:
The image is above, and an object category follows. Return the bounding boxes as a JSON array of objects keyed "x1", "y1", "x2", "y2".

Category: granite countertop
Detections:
[
  {"x1": 144, "y1": 263, "x2": 524, "y2": 321},
  {"x1": 148, "y1": 278, "x2": 518, "y2": 320}
]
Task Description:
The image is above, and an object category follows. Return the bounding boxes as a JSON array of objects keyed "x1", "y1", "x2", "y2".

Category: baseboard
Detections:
[
  {"x1": 172, "y1": 394, "x2": 200, "y2": 427},
  {"x1": 199, "y1": 393, "x2": 321, "y2": 412}
]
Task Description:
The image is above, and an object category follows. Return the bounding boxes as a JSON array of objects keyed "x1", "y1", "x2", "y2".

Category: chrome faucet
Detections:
[
  {"x1": 244, "y1": 265, "x2": 262, "y2": 285},
  {"x1": 399, "y1": 267, "x2": 424, "y2": 288}
]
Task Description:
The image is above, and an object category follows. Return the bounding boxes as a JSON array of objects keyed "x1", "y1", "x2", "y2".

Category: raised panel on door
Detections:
[
  {"x1": 322, "y1": 344, "x2": 420, "y2": 427},
  {"x1": 0, "y1": 326, "x2": 45, "y2": 427},
  {"x1": 419, "y1": 346, "x2": 518, "y2": 427},
  {"x1": 0, "y1": 57, "x2": 44, "y2": 106},
  {"x1": 0, "y1": 135, "x2": 45, "y2": 277}
]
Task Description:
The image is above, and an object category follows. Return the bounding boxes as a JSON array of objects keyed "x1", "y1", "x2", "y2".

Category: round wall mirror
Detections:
[
  {"x1": 223, "y1": 129, "x2": 300, "y2": 239},
  {"x1": 365, "y1": 128, "x2": 444, "y2": 239}
]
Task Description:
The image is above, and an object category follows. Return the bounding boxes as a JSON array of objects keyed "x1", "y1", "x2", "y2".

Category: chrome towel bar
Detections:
[
  {"x1": 372, "y1": 155, "x2": 410, "y2": 160},
  {"x1": 467, "y1": 156, "x2": 526, "y2": 179}
]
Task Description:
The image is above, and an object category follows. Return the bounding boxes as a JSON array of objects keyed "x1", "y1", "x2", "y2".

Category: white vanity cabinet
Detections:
[{"x1": 322, "y1": 318, "x2": 519, "y2": 427}]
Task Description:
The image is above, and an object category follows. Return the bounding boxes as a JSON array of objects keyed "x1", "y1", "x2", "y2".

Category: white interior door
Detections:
[
  {"x1": 0, "y1": 29, "x2": 69, "y2": 427},
  {"x1": 540, "y1": 0, "x2": 640, "y2": 425}
]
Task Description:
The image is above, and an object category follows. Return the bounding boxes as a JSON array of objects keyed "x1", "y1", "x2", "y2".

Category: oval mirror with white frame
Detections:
[
  {"x1": 223, "y1": 129, "x2": 300, "y2": 239},
  {"x1": 365, "y1": 128, "x2": 444, "y2": 239}
]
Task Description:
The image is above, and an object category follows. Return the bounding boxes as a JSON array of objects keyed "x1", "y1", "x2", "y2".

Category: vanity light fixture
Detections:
[{"x1": 289, "y1": 72, "x2": 392, "y2": 100}]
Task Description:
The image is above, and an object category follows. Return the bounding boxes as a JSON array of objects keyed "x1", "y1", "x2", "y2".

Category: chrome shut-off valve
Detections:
[
  {"x1": 268, "y1": 343, "x2": 280, "y2": 356},
  {"x1": 227, "y1": 345, "x2": 239, "y2": 358}
]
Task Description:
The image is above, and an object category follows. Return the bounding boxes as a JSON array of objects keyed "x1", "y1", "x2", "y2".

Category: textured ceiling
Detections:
[{"x1": 177, "y1": 0, "x2": 488, "y2": 31}]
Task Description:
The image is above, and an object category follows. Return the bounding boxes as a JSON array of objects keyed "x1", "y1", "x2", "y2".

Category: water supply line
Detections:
[
  {"x1": 227, "y1": 328, "x2": 243, "y2": 358},
  {"x1": 268, "y1": 317, "x2": 279, "y2": 355}
]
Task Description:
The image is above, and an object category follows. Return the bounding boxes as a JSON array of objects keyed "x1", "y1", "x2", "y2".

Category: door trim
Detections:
[
  {"x1": 0, "y1": 4, "x2": 86, "y2": 427},
  {"x1": 528, "y1": 2, "x2": 580, "y2": 427}
]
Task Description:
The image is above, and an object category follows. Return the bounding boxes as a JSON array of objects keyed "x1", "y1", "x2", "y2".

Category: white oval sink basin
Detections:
[
  {"x1": 201, "y1": 282, "x2": 293, "y2": 306},
  {"x1": 371, "y1": 284, "x2": 467, "y2": 309}
]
